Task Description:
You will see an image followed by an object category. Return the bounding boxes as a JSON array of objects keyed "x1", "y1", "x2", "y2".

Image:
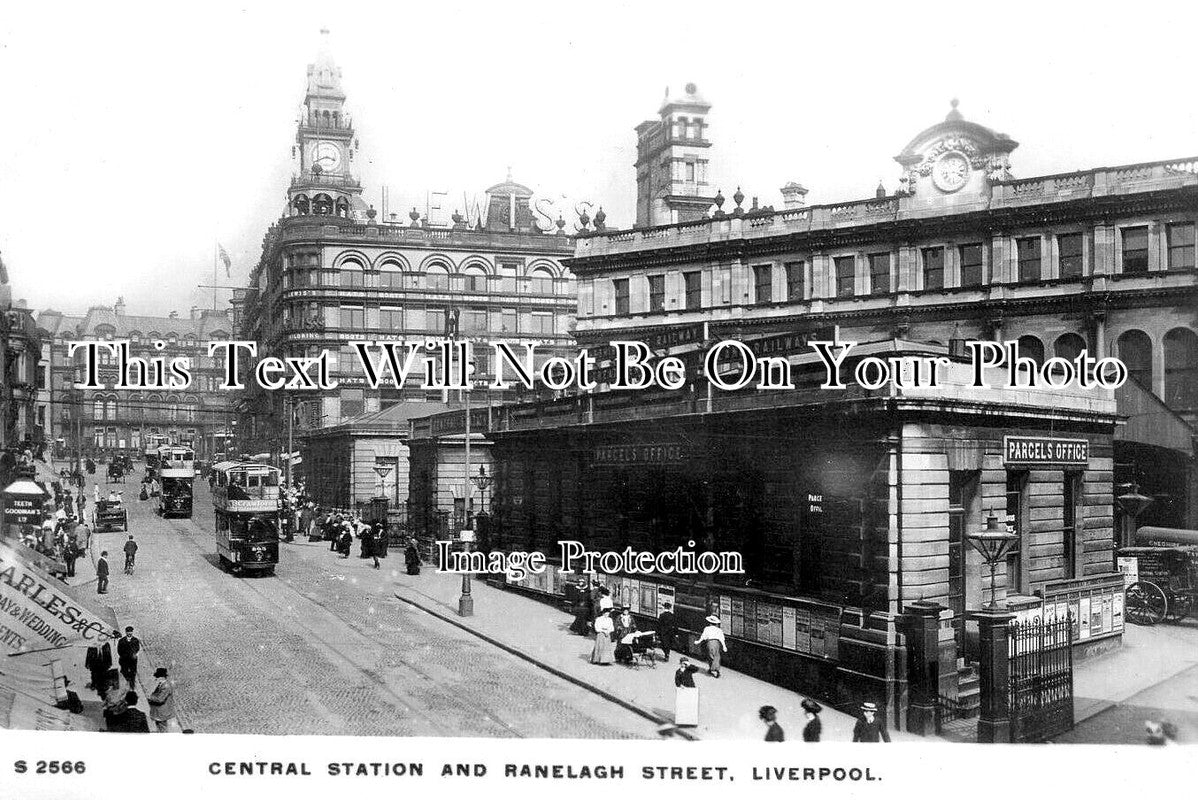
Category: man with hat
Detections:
[
  {"x1": 147, "y1": 667, "x2": 178, "y2": 732},
  {"x1": 697, "y1": 615, "x2": 727, "y2": 678},
  {"x1": 117, "y1": 627, "x2": 141, "y2": 690},
  {"x1": 656, "y1": 601, "x2": 678, "y2": 662},
  {"x1": 852, "y1": 701, "x2": 891, "y2": 742},
  {"x1": 801, "y1": 699, "x2": 823, "y2": 742},
  {"x1": 673, "y1": 658, "x2": 700, "y2": 726}
]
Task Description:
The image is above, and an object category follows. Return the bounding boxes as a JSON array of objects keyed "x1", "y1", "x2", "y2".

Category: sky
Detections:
[{"x1": 2, "y1": 0, "x2": 1198, "y2": 316}]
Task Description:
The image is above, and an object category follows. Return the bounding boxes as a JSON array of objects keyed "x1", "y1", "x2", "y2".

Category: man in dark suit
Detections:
[
  {"x1": 96, "y1": 551, "x2": 110, "y2": 594},
  {"x1": 657, "y1": 601, "x2": 678, "y2": 662},
  {"x1": 85, "y1": 634, "x2": 116, "y2": 694},
  {"x1": 117, "y1": 627, "x2": 141, "y2": 690}
]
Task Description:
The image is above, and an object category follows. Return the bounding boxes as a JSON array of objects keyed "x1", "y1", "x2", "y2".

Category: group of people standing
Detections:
[{"x1": 83, "y1": 627, "x2": 179, "y2": 733}]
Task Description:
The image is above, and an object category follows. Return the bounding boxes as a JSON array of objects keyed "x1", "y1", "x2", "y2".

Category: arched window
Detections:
[
  {"x1": 1054, "y1": 333, "x2": 1087, "y2": 362},
  {"x1": 93, "y1": 397, "x2": 105, "y2": 420},
  {"x1": 1164, "y1": 327, "x2": 1198, "y2": 411},
  {"x1": 340, "y1": 259, "x2": 365, "y2": 288},
  {"x1": 105, "y1": 398, "x2": 117, "y2": 421},
  {"x1": 463, "y1": 265, "x2": 488, "y2": 292},
  {"x1": 425, "y1": 264, "x2": 450, "y2": 291},
  {"x1": 293, "y1": 195, "x2": 310, "y2": 215},
  {"x1": 312, "y1": 194, "x2": 333, "y2": 215},
  {"x1": 1116, "y1": 330, "x2": 1153, "y2": 388},
  {"x1": 378, "y1": 260, "x2": 404, "y2": 289},
  {"x1": 529, "y1": 267, "x2": 555, "y2": 294},
  {"x1": 1016, "y1": 335, "x2": 1045, "y2": 365},
  {"x1": 335, "y1": 198, "x2": 350, "y2": 218}
]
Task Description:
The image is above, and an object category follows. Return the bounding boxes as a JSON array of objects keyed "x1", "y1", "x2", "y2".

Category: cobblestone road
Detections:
[{"x1": 89, "y1": 473, "x2": 654, "y2": 738}]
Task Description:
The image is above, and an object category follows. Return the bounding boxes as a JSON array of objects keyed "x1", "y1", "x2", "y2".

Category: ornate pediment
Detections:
[{"x1": 895, "y1": 102, "x2": 1018, "y2": 196}]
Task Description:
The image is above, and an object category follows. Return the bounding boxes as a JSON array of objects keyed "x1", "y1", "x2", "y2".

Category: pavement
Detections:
[{"x1": 384, "y1": 559, "x2": 917, "y2": 742}]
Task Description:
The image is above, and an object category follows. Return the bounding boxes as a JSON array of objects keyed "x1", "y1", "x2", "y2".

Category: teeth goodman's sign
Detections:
[
  {"x1": 1003, "y1": 436, "x2": 1090, "y2": 467},
  {"x1": 0, "y1": 540, "x2": 118, "y2": 654}
]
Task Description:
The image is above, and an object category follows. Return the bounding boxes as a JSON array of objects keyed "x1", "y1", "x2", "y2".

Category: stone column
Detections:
[
  {"x1": 899, "y1": 600, "x2": 947, "y2": 735},
  {"x1": 970, "y1": 607, "x2": 1016, "y2": 743}
]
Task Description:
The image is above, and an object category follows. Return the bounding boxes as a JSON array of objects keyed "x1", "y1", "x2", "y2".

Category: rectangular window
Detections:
[
  {"x1": 339, "y1": 345, "x2": 362, "y2": 374},
  {"x1": 648, "y1": 274, "x2": 666, "y2": 313},
  {"x1": 529, "y1": 272, "x2": 555, "y2": 294},
  {"x1": 753, "y1": 264, "x2": 773, "y2": 304},
  {"x1": 1121, "y1": 226, "x2": 1149, "y2": 273},
  {"x1": 922, "y1": 247, "x2": 944, "y2": 290},
  {"x1": 959, "y1": 243, "x2": 984, "y2": 287},
  {"x1": 340, "y1": 267, "x2": 364, "y2": 288},
  {"x1": 613, "y1": 278, "x2": 630, "y2": 315},
  {"x1": 1063, "y1": 472, "x2": 1081, "y2": 578},
  {"x1": 868, "y1": 253, "x2": 889, "y2": 295},
  {"x1": 499, "y1": 309, "x2": 518, "y2": 334},
  {"x1": 1017, "y1": 237, "x2": 1041, "y2": 283},
  {"x1": 685, "y1": 162, "x2": 696, "y2": 182},
  {"x1": 341, "y1": 389, "x2": 364, "y2": 419},
  {"x1": 427, "y1": 308, "x2": 446, "y2": 334},
  {"x1": 1058, "y1": 233, "x2": 1084, "y2": 280},
  {"x1": 463, "y1": 308, "x2": 488, "y2": 333},
  {"x1": 834, "y1": 256, "x2": 855, "y2": 298},
  {"x1": 530, "y1": 313, "x2": 554, "y2": 335},
  {"x1": 378, "y1": 270, "x2": 403, "y2": 289},
  {"x1": 684, "y1": 271, "x2": 702, "y2": 311},
  {"x1": 785, "y1": 261, "x2": 805, "y2": 301},
  {"x1": 378, "y1": 307, "x2": 403, "y2": 331},
  {"x1": 1167, "y1": 222, "x2": 1195, "y2": 270},
  {"x1": 339, "y1": 305, "x2": 364, "y2": 329}
]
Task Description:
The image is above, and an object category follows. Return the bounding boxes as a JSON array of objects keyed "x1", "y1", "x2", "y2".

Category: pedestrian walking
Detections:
[
  {"x1": 656, "y1": 601, "x2": 677, "y2": 661},
  {"x1": 370, "y1": 521, "x2": 385, "y2": 569},
  {"x1": 673, "y1": 657, "x2": 700, "y2": 726},
  {"x1": 760, "y1": 705, "x2": 785, "y2": 741},
  {"x1": 596, "y1": 586, "x2": 614, "y2": 614},
  {"x1": 404, "y1": 538, "x2": 421, "y2": 575},
  {"x1": 851, "y1": 701, "x2": 891, "y2": 742},
  {"x1": 123, "y1": 535, "x2": 138, "y2": 575},
  {"x1": 85, "y1": 636, "x2": 115, "y2": 693},
  {"x1": 357, "y1": 517, "x2": 372, "y2": 559},
  {"x1": 63, "y1": 538, "x2": 78, "y2": 578},
  {"x1": 568, "y1": 579, "x2": 593, "y2": 635},
  {"x1": 96, "y1": 551, "x2": 110, "y2": 594},
  {"x1": 76, "y1": 493, "x2": 85, "y2": 519},
  {"x1": 801, "y1": 699, "x2": 823, "y2": 742},
  {"x1": 93, "y1": 484, "x2": 100, "y2": 504},
  {"x1": 590, "y1": 610, "x2": 615, "y2": 665},
  {"x1": 117, "y1": 627, "x2": 141, "y2": 690},
  {"x1": 697, "y1": 615, "x2": 727, "y2": 678},
  {"x1": 147, "y1": 667, "x2": 178, "y2": 732}
]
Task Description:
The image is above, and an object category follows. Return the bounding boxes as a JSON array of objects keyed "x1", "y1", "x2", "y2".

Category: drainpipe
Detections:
[{"x1": 890, "y1": 426, "x2": 903, "y2": 611}]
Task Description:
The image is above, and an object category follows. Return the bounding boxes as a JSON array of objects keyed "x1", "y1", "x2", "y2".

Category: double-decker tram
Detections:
[
  {"x1": 156, "y1": 445, "x2": 196, "y2": 518},
  {"x1": 143, "y1": 433, "x2": 170, "y2": 476},
  {"x1": 211, "y1": 461, "x2": 281, "y2": 575}
]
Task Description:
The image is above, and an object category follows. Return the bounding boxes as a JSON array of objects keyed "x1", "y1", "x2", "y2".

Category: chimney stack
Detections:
[
  {"x1": 190, "y1": 306, "x2": 200, "y2": 320},
  {"x1": 114, "y1": 297, "x2": 126, "y2": 316},
  {"x1": 780, "y1": 181, "x2": 809, "y2": 209}
]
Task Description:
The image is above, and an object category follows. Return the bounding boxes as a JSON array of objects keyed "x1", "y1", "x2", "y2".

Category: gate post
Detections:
[
  {"x1": 970, "y1": 607, "x2": 1016, "y2": 743},
  {"x1": 898, "y1": 600, "x2": 946, "y2": 735}
]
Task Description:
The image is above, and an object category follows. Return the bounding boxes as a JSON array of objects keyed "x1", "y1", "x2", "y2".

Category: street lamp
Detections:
[
  {"x1": 1114, "y1": 482, "x2": 1153, "y2": 550},
  {"x1": 967, "y1": 512, "x2": 1020, "y2": 609},
  {"x1": 470, "y1": 465, "x2": 493, "y2": 514}
]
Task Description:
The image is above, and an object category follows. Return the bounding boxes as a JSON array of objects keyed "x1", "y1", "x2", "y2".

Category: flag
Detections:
[{"x1": 217, "y1": 243, "x2": 232, "y2": 277}]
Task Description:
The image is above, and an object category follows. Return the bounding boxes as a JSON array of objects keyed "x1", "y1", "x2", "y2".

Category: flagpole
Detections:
[{"x1": 213, "y1": 241, "x2": 218, "y2": 311}]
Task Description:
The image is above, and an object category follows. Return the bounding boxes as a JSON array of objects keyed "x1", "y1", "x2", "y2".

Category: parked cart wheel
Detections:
[{"x1": 1126, "y1": 581, "x2": 1168, "y2": 626}]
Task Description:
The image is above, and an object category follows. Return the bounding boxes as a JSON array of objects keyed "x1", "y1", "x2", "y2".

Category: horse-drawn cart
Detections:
[
  {"x1": 93, "y1": 498, "x2": 129, "y2": 532},
  {"x1": 1119, "y1": 526, "x2": 1198, "y2": 626}
]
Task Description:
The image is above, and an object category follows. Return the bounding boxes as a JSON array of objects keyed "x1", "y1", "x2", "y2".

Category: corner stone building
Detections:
[{"x1": 235, "y1": 33, "x2": 576, "y2": 510}]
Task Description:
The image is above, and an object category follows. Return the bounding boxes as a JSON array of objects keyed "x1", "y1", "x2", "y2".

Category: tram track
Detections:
[{"x1": 159, "y1": 509, "x2": 532, "y2": 738}]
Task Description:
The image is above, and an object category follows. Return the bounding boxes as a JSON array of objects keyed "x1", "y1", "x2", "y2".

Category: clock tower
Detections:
[{"x1": 289, "y1": 29, "x2": 363, "y2": 218}]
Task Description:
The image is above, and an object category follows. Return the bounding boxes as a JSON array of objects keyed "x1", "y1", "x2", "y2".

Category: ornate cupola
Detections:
[{"x1": 289, "y1": 29, "x2": 363, "y2": 219}]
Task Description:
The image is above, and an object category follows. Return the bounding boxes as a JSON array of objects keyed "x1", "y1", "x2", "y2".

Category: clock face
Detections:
[
  {"x1": 311, "y1": 141, "x2": 342, "y2": 172},
  {"x1": 932, "y1": 152, "x2": 970, "y2": 193}
]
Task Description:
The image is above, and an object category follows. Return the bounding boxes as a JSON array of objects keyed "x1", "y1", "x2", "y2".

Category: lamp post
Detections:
[
  {"x1": 470, "y1": 465, "x2": 493, "y2": 514},
  {"x1": 1114, "y1": 482, "x2": 1153, "y2": 550},
  {"x1": 967, "y1": 512, "x2": 1020, "y2": 609}
]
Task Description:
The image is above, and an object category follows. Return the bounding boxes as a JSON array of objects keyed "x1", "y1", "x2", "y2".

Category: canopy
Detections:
[{"x1": 0, "y1": 657, "x2": 98, "y2": 731}]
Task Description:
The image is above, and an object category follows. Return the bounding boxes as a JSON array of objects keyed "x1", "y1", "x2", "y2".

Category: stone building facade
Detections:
[
  {"x1": 36, "y1": 302, "x2": 235, "y2": 461},
  {"x1": 234, "y1": 32, "x2": 577, "y2": 503}
]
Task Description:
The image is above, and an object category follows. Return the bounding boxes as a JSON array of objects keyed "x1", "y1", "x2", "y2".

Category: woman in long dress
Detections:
[
  {"x1": 697, "y1": 615, "x2": 727, "y2": 677},
  {"x1": 591, "y1": 611, "x2": 615, "y2": 665}
]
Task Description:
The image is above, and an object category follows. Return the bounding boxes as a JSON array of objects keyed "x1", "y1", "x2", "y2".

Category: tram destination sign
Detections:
[{"x1": 1003, "y1": 436, "x2": 1089, "y2": 466}]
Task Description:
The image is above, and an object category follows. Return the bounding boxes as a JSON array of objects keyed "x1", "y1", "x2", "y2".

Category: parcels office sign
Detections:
[
  {"x1": 1003, "y1": 436, "x2": 1090, "y2": 466},
  {"x1": 593, "y1": 443, "x2": 686, "y2": 466}
]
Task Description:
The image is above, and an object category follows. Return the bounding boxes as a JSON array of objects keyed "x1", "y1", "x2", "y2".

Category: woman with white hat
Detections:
[{"x1": 697, "y1": 615, "x2": 727, "y2": 678}]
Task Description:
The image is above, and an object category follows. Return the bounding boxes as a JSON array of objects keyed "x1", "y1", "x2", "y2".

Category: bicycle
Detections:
[{"x1": 124, "y1": 555, "x2": 135, "y2": 576}]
